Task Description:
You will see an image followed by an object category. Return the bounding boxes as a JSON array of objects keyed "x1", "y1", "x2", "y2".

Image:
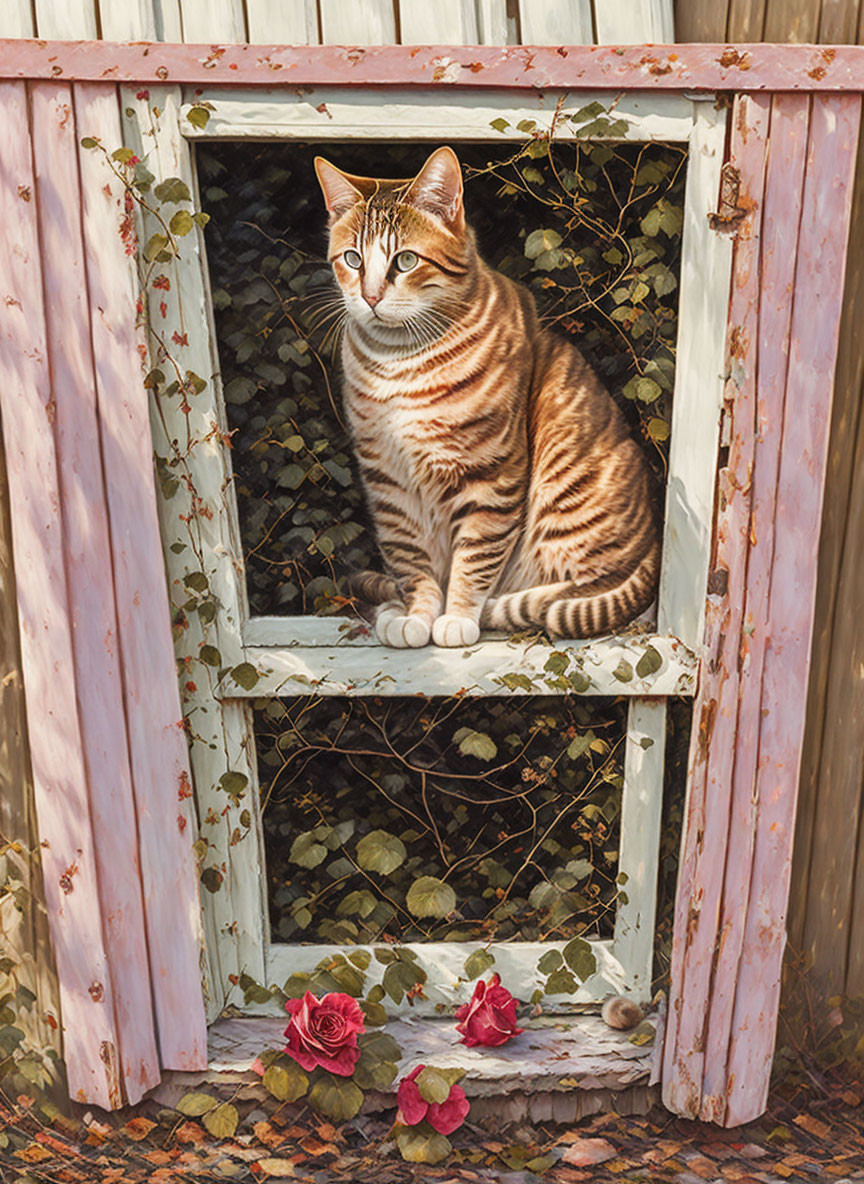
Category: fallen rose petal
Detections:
[
  {"x1": 426, "y1": 1084, "x2": 470, "y2": 1135},
  {"x1": 396, "y1": 1066, "x2": 429, "y2": 1126},
  {"x1": 560, "y1": 1137, "x2": 617, "y2": 1166}
]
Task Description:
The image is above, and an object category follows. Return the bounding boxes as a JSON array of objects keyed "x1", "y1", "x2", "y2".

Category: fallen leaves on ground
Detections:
[{"x1": 1, "y1": 1067, "x2": 864, "y2": 1182}]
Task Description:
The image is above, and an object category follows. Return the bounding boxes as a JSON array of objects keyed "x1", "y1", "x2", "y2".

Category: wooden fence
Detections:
[{"x1": 677, "y1": 0, "x2": 864, "y2": 1004}]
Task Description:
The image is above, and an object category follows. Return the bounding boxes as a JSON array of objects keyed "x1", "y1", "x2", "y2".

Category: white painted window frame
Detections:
[{"x1": 122, "y1": 85, "x2": 730, "y2": 1020}]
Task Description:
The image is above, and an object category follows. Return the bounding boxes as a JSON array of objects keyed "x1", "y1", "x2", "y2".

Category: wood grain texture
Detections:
[
  {"x1": 31, "y1": 80, "x2": 160, "y2": 1104},
  {"x1": 398, "y1": 0, "x2": 477, "y2": 43},
  {"x1": 319, "y1": 0, "x2": 397, "y2": 43},
  {"x1": 98, "y1": 0, "x2": 157, "y2": 39},
  {"x1": 245, "y1": 0, "x2": 319, "y2": 42},
  {"x1": 518, "y1": 0, "x2": 593, "y2": 44},
  {"x1": 726, "y1": 0, "x2": 767, "y2": 39},
  {"x1": 476, "y1": 0, "x2": 510, "y2": 43},
  {"x1": 672, "y1": 0, "x2": 730, "y2": 40},
  {"x1": 819, "y1": 0, "x2": 861, "y2": 42},
  {"x1": 764, "y1": 0, "x2": 820, "y2": 40},
  {"x1": 700, "y1": 92, "x2": 810, "y2": 1122},
  {"x1": 0, "y1": 80, "x2": 122, "y2": 1109},
  {"x1": 33, "y1": 0, "x2": 98, "y2": 38},
  {"x1": 75, "y1": 82, "x2": 207, "y2": 1072},
  {"x1": 178, "y1": 0, "x2": 246, "y2": 41},
  {"x1": 155, "y1": 0, "x2": 183, "y2": 41},
  {"x1": 0, "y1": 0, "x2": 34, "y2": 36},
  {"x1": 0, "y1": 390, "x2": 62, "y2": 1079},
  {"x1": 662, "y1": 92, "x2": 771, "y2": 1121},
  {"x1": 595, "y1": 0, "x2": 672, "y2": 42},
  {"x1": 725, "y1": 93, "x2": 862, "y2": 1125}
]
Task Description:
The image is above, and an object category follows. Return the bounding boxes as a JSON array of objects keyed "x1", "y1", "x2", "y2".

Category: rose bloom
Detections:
[
  {"x1": 283, "y1": 991, "x2": 365, "y2": 1076},
  {"x1": 396, "y1": 1065, "x2": 470, "y2": 1135},
  {"x1": 454, "y1": 973, "x2": 523, "y2": 1048}
]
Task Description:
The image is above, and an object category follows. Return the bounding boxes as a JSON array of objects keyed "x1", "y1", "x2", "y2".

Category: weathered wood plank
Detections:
[
  {"x1": 819, "y1": 0, "x2": 861, "y2": 42},
  {"x1": 241, "y1": 634, "x2": 697, "y2": 698},
  {"x1": 0, "y1": 384, "x2": 62, "y2": 1080},
  {"x1": 613, "y1": 701, "x2": 668, "y2": 1000},
  {"x1": 6, "y1": 43, "x2": 864, "y2": 90},
  {"x1": 156, "y1": 0, "x2": 183, "y2": 41},
  {"x1": 0, "y1": 79, "x2": 122, "y2": 1110},
  {"x1": 245, "y1": 0, "x2": 319, "y2": 42},
  {"x1": 700, "y1": 92, "x2": 810, "y2": 1122},
  {"x1": 0, "y1": 1, "x2": 34, "y2": 36},
  {"x1": 726, "y1": 0, "x2": 767, "y2": 39},
  {"x1": 319, "y1": 0, "x2": 397, "y2": 43},
  {"x1": 788, "y1": 119, "x2": 864, "y2": 969},
  {"x1": 763, "y1": 0, "x2": 821, "y2": 40},
  {"x1": 33, "y1": 0, "x2": 97, "y2": 38},
  {"x1": 179, "y1": 0, "x2": 246, "y2": 41},
  {"x1": 121, "y1": 84, "x2": 267, "y2": 1018},
  {"x1": 657, "y1": 100, "x2": 732, "y2": 647},
  {"x1": 32, "y1": 79, "x2": 161, "y2": 1103},
  {"x1": 672, "y1": 0, "x2": 730, "y2": 40},
  {"x1": 476, "y1": 0, "x2": 509, "y2": 43},
  {"x1": 594, "y1": 0, "x2": 673, "y2": 43},
  {"x1": 724, "y1": 92, "x2": 862, "y2": 1127},
  {"x1": 398, "y1": 0, "x2": 477, "y2": 43},
  {"x1": 98, "y1": 0, "x2": 157, "y2": 39},
  {"x1": 518, "y1": 0, "x2": 593, "y2": 44},
  {"x1": 76, "y1": 82, "x2": 207, "y2": 1072},
  {"x1": 662, "y1": 93, "x2": 771, "y2": 1120}
]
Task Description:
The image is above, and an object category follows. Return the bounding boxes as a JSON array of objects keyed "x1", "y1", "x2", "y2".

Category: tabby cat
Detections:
[{"x1": 314, "y1": 147, "x2": 660, "y2": 648}]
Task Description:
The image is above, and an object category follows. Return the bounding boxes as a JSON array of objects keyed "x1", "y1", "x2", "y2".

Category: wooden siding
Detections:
[
  {"x1": 676, "y1": 0, "x2": 864, "y2": 1012},
  {"x1": 0, "y1": 0, "x2": 675, "y2": 44}
]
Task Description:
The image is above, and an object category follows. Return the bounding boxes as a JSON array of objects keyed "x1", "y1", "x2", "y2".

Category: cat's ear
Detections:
[
  {"x1": 314, "y1": 157, "x2": 366, "y2": 220},
  {"x1": 404, "y1": 146, "x2": 464, "y2": 230}
]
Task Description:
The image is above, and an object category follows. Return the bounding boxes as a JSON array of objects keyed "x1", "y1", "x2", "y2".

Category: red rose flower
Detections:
[
  {"x1": 454, "y1": 973, "x2": 523, "y2": 1047},
  {"x1": 396, "y1": 1065, "x2": 469, "y2": 1136},
  {"x1": 283, "y1": 991, "x2": 364, "y2": 1077}
]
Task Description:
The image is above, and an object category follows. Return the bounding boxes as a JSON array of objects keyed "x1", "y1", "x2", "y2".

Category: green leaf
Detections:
[
  {"x1": 416, "y1": 1066, "x2": 450, "y2": 1104},
  {"x1": 153, "y1": 176, "x2": 192, "y2": 204},
  {"x1": 144, "y1": 232, "x2": 169, "y2": 261},
  {"x1": 544, "y1": 967, "x2": 578, "y2": 995},
  {"x1": 570, "y1": 100, "x2": 605, "y2": 122},
  {"x1": 563, "y1": 937, "x2": 597, "y2": 981},
  {"x1": 202, "y1": 1103, "x2": 239, "y2": 1139},
  {"x1": 544, "y1": 652, "x2": 569, "y2": 675},
  {"x1": 176, "y1": 1091, "x2": 218, "y2": 1117},
  {"x1": 640, "y1": 206, "x2": 662, "y2": 237},
  {"x1": 647, "y1": 416, "x2": 671, "y2": 442},
  {"x1": 112, "y1": 147, "x2": 136, "y2": 164},
  {"x1": 329, "y1": 961, "x2": 365, "y2": 996},
  {"x1": 360, "y1": 1000, "x2": 388, "y2": 1028},
  {"x1": 516, "y1": 118, "x2": 536, "y2": 132},
  {"x1": 356, "y1": 830, "x2": 406, "y2": 875},
  {"x1": 337, "y1": 890, "x2": 377, "y2": 918},
  {"x1": 309, "y1": 1075, "x2": 364, "y2": 1121},
  {"x1": 623, "y1": 376, "x2": 662, "y2": 405},
  {"x1": 219, "y1": 771, "x2": 248, "y2": 799},
  {"x1": 170, "y1": 209, "x2": 194, "y2": 237},
  {"x1": 463, "y1": 949, "x2": 495, "y2": 981},
  {"x1": 358, "y1": 1028, "x2": 402, "y2": 1063},
  {"x1": 263, "y1": 1061, "x2": 308, "y2": 1102},
  {"x1": 489, "y1": 117, "x2": 510, "y2": 133},
  {"x1": 230, "y1": 662, "x2": 259, "y2": 690},
  {"x1": 396, "y1": 1126, "x2": 452, "y2": 1165},
  {"x1": 455, "y1": 729, "x2": 497, "y2": 761},
  {"x1": 524, "y1": 228, "x2": 562, "y2": 260},
  {"x1": 289, "y1": 831, "x2": 328, "y2": 869},
  {"x1": 636, "y1": 645, "x2": 663, "y2": 678},
  {"x1": 406, "y1": 876, "x2": 457, "y2": 920},
  {"x1": 186, "y1": 105, "x2": 211, "y2": 129},
  {"x1": 200, "y1": 867, "x2": 223, "y2": 893},
  {"x1": 567, "y1": 731, "x2": 594, "y2": 761},
  {"x1": 354, "y1": 1055, "x2": 398, "y2": 1090},
  {"x1": 613, "y1": 659, "x2": 634, "y2": 683},
  {"x1": 537, "y1": 949, "x2": 563, "y2": 975},
  {"x1": 80, "y1": 136, "x2": 100, "y2": 149},
  {"x1": 184, "y1": 570, "x2": 209, "y2": 593}
]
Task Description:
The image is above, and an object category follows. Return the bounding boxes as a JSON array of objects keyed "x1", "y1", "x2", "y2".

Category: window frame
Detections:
[{"x1": 122, "y1": 83, "x2": 730, "y2": 1018}]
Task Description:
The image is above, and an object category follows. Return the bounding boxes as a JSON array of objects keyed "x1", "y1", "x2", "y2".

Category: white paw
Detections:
[
  {"x1": 375, "y1": 607, "x2": 431, "y2": 648},
  {"x1": 432, "y1": 614, "x2": 481, "y2": 648}
]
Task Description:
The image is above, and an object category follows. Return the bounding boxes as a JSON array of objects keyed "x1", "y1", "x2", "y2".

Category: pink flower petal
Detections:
[
  {"x1": 427, "y1": 1085, "x2": 470, "y2": 1135},
  {"x1": 396, "y1": 1073, "x2": 428, "y2": 1126}
]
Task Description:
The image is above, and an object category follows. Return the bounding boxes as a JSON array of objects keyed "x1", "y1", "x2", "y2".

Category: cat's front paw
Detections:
[
  {"x1": 432, "y1": 614, "x2": 481, "y2": 647},
  {"x1": 375, "y1": 607, "x2": 432, "y2": 648}
]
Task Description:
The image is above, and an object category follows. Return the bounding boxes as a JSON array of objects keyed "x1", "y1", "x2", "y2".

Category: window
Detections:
[{"x1": 124, "y1": 84, "x2": 730, "y2": 1019}]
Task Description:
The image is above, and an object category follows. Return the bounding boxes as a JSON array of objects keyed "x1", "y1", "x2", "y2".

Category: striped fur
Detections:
[{"x1": 315, "y1": 148, "x2": 660, "y2": 648}]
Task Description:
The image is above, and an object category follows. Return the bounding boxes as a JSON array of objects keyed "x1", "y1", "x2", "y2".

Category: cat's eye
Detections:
[
  {"x1": 394, "y1": 250, "x2": 418, "y2": 272},
  {"x1": 343, "y1": 249, "x2": 362, "y2": 269}
]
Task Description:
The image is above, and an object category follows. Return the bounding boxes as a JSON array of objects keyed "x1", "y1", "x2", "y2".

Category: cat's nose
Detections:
[{"x1": 364, "y1": 292, "x2": 382, "y2": 308}]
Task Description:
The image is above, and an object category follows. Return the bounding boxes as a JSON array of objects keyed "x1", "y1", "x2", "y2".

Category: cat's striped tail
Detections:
[{"x1": 481, "y1": 548, "x2": 660, "y2": 639}]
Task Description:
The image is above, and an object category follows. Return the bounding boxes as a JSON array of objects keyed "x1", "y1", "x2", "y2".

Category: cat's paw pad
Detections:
[
  {"x1": 375, "y1": 608, "x2": 431, "y2": 648},
  {"x1": 432, "y1": 614, "x2": 481, "y2": 647}
]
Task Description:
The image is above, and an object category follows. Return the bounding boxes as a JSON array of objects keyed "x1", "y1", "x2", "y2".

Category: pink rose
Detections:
[
  {"x1": 283, "y1": 991, "x2": 364, "y2": 1077},
  {"x1": 454, "y1": 973, "x2": 523, "y2": 1048},
  {"x1": 396, "y1": 1065, "x2": 469, "y2": 1136}
]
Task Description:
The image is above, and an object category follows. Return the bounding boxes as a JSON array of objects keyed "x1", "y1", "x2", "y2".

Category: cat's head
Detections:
[{"x1": 314, "y1": 146, "x2": 473, "y2": 336}]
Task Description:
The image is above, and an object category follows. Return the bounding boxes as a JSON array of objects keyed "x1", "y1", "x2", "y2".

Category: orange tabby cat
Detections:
[{"x1": 314, "y1": 147, "x2": 660, "y2": 648}]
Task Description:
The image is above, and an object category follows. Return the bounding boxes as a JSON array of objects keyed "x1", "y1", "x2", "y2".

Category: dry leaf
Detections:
[
  {"x1": 258, "y1": 1157, "x2": 297, "y2": 1177},
  {"x1": 124, "y1": 1116, "x2": 157, "y2": 1141},
  {"x1": 793, "y1": 1114, "x2": 831, "y2": 1139},
  {"x1": 560, "y1": 1137, "x2": 617, "y2": 1166}
]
